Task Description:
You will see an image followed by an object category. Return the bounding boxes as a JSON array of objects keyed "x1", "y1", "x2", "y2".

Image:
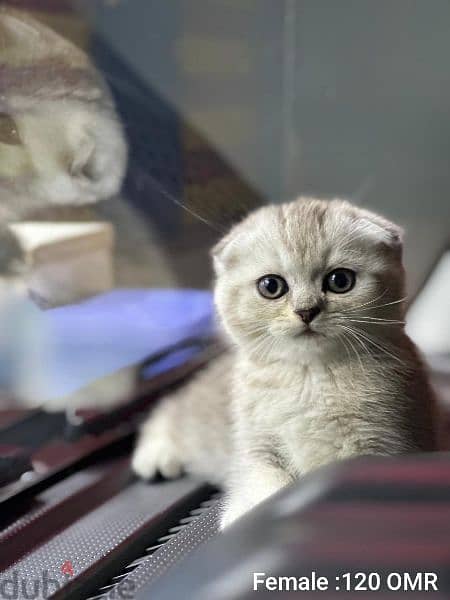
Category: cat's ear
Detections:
[
  {"x1": 211, "y1": 225, "x2": 246, "y2": 274},
  {"x1": 0, "y1": 9, "x2": 40, "y2": 49},
  {"x1": 0, "y1": 7, "x2": 89, "y2": 68},
  {"x1": 357, "y1": 211, "x2": 404, "y2": 256},
  {"x1": 211, "y1": 232, "x2": 233, "y2": 274}
]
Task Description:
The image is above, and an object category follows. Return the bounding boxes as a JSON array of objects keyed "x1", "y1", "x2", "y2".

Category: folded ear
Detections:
[
  {"x1": 0, "y1": 7, "x2": 89, "y2": 69},
  {"x1": 211, "y1": 222, "x2": 249, "y2": 275},
  {"x1": 357, "y1": 209, "x2": 404, "y2": 256},
  {"x1": 211, "y1": 229, "x2": 236, "y2": 275}
]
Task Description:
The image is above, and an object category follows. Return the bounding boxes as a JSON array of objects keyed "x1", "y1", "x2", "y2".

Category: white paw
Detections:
[
  {"x1": 219, "y1": 498, "x2": 251, "y2": 530},
  {"x1": 219, "y1": 509, "x2": 237, "y2": 531},
  {"x1": 132, "y1": 434, "x2": 183, "y2": 480}
]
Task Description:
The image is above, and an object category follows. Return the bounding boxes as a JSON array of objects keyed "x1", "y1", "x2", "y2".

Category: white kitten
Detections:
[
  {"x1": 0, "y1": 7, "x2": 127, "y2": 280},
  {"x1": 0, "y1": 9, "x2": 178, "y2": 410},
  {"x1": 133, "y1": 197, "x2": 437, "y2": 528},
  {"x1": 0, "y1": 8, "x2": 127, "y2": 223}
]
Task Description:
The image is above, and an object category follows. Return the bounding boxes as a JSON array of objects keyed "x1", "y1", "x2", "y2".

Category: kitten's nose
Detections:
[{"x1": 295, "y1": 305, "x2": 321, "y2": 325}]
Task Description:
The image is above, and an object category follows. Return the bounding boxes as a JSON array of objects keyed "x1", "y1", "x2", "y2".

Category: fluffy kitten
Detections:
[
  {"x1": 0, "y1": 8, "x2": 178, "y2": 292},
  {"x1": 133, "y1": 197, "x2": 437, "y2": 528},
  {"x1": 0, "y1": 8, "x2": 127, "y2": 275},
  {"x1": 0, "y1": 9, "x2": 179, "y2": 410},
  {"x1": 0, "y1": 7, "x2": 127, "y2": 220}
]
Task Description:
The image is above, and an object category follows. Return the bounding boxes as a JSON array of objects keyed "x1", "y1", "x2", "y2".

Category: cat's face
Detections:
[
  {"x1": 0, "y1": 98, "x2": 127, "y2": 215},
  {"x1": 213, "y1": 198, "x2": 406, "y2": 363},
  {"x1": 0, "y1": 8, "x2": 127, "y2": 218}
]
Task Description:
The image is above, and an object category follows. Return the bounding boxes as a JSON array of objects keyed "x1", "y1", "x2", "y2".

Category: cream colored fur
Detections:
[
  {"x1": 0, "y1": 98, "x2": 127, "y2": 220},
  {"x1": 0, "y1": 8, "x2": 127, "y2": 263},
  {"x1": 133, "y1": 197, "x2": 437, "y2": 529},
  {"x1": 0, "y1": 9, "x2": 180, "y2": 407}
]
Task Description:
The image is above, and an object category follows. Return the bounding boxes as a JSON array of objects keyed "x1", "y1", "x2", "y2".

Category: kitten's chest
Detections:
[
  {"x1": 235, "y1": 360, "x2": 343, "y2": 421},
  {"x1": 235, "y1": 360, "x2": 358, "y2": 471}
]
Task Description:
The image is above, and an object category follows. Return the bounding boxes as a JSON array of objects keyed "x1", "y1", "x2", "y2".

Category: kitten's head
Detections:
[
  {"x1": 213, "y1": 198, "x2": 405, "y2": 363},
  {"x1": 0, "y1": 8, "x2": 127, "y2": 217}
]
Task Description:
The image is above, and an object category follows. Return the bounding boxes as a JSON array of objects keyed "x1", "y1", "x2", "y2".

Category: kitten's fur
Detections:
[
  {"x1": 133, "y1": 197, "x2": 437, "y2": 528},
  {"x1": 0, "y1": 8, "x2": 178, "y2": 410},
  {"x1": 0, "y1": 8, "x2": 127, "y2": 221},
  {"x1": 0, "y1": 8, "x2": 177, "y2": 291}
]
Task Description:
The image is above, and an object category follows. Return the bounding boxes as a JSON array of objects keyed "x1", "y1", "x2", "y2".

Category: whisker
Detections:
[
  {"x1": 340, "y1": 289, "x2": 389, "y2": 314},
  {"x1": 347, "y1": 326, "x2": 406, "y2": 366},
  {"x1": 348, "y1": 315, "x2": 406, "y2": 323},
  {"x1": 344, "y1": 318, "x2": 405, "y2": 327},
  {"x1": 337, "y1": 325, "x2": 367, "y2": 374},
  {"x1": 146, "y1": 172, "x2": 226, "y2": 233},
  {"x1": 353, "y1": 296, "x2": 408, "y2": 314},
  {"x1": 338, "y1": 332, "x2": 353, "y2": 365},
  {"x1": 249, "y1": 334, "x2": 270, "y2": 359}
]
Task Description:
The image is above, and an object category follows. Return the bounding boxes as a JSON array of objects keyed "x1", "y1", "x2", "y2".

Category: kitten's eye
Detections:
[
  {"x1": 257, "y1": 275, "x2": 288, "y2": 299},
  {"x1": 324, "y1": 269, "x2": 356, "y2": 294},
  {"x1": 0, "y1": 113, "x2": 21, "y2": 146}
]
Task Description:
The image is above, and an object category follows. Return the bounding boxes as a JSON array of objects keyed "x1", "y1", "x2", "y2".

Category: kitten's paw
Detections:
[
  {"x1": 219, "y1": 509, "x2": 237, "y2": 531},
  {"x1": 219, "y1": 499, "x2": 249, "y2": 531},
  {"x1": 132, "y1": 434, "x2": 183, "y2": 481}
]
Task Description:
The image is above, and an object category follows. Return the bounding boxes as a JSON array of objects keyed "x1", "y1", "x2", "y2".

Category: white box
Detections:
[{"x1": 9, "y1": 222, "x2": 115, "y2": 307}]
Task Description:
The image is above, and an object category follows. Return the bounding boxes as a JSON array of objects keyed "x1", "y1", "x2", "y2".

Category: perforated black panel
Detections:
[
  {"x1": 2, "y1": 477, "x2": 208, "y2": 599},
  {"x1": 105, "y1": 497, "x2": 221, "y2": 599}
]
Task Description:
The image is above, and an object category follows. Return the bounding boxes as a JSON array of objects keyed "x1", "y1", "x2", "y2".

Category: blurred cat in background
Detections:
[
  {"x1": 0, "y1": 7, "x2": 176, "y2": 409},
  {"x1": 1, "y1": 6, "x2": 177, "y2": 295},
  {"x1": 0, "y1": 7, "x2": 128, "y2": 274},
  {"x1": 0, "y1": 9, "x2": 127, "y2": 215}
]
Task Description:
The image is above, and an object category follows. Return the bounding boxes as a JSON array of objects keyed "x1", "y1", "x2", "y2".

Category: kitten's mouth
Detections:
[
  {"x1": 293, "y1": 327, "x2": 319, "y2": 338},
  {"x1": 303, "y1": 328, "x2": 319, "y2": 337}
]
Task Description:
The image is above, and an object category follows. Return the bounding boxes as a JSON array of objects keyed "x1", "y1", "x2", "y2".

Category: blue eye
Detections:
[
  {"x1": 257, "y1": 275, "x2": 289, "y2": 299},
  {"x1": 324, "y1": 269, "x2": 356, "y2": 294}
]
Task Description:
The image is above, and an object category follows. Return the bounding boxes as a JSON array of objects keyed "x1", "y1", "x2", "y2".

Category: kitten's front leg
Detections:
[{"x1": 220, "y1": 457, "x2": 293, "y2": 530}]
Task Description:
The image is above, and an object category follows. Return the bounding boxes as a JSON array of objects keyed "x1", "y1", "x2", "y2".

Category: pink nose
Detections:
[{"x1": 295, "y1": 305, "x2": 321, "y2": 324}]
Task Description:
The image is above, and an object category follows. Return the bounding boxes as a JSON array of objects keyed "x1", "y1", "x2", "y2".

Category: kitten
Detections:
[
  {"x1": 0, "y1": 8, "x2": 178, "y2": 291},
  {"x1": 0, "y1": 7, "x2": 127, "y2": 273},
  {"x1": 0, "y1": 7, "x2": 127, "y2": 218},
  {"x1": 133, "y1": 197, "x2": 437, "y2": 529},
  {"x1": 0, "y1": 8, "x2": 178, "y2": 410}
]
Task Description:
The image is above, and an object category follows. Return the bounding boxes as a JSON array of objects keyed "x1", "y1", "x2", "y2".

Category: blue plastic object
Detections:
[{"x1": 0, "y1": 289, "x2": 215, "y2": 400}]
